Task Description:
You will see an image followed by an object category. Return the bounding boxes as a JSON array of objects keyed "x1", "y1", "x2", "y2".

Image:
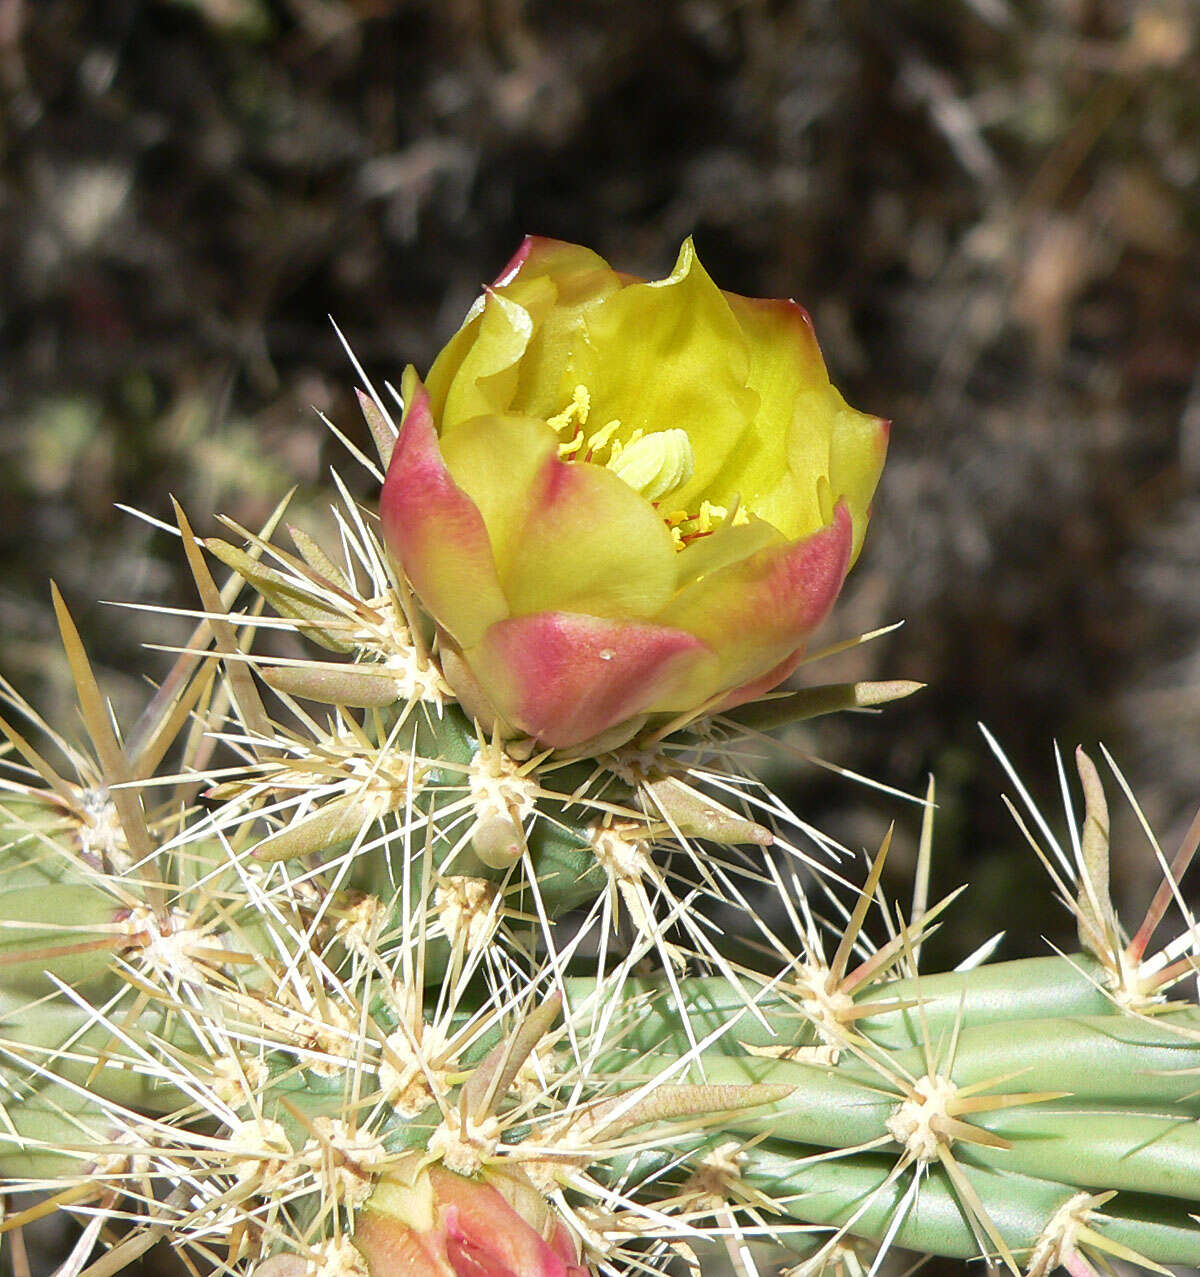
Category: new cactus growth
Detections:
[{"x1": 2, "y1": 240, "x2": 1198, "y2": 1277}]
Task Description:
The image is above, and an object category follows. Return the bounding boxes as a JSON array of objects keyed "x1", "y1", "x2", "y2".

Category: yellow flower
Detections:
[{"x1": 381, "y1": 237, "x2": 887, "y2": 749}]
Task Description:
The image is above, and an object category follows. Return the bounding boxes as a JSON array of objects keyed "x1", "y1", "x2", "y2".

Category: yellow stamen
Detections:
[
  {"x1": 557, "y1": 427, "x2": 585, "y2": 459},
  {"x1": 696, "y1": 500, "x2": 726, "y2": 534},
  {"x1": 547, "y1": 384, "x2": 591, "y2": 434},
  {"x1": 668, "y1": 495, "x2": 751, "y2": 549},
  {"x1": 584, "y1": 418, "x2": 621, "y2": 457}
]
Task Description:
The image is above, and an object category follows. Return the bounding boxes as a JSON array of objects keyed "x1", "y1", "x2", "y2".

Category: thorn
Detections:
[
  {"x1": 49, "y1": 582, "x2": 161, "y2": 903},
  {"x1": 912, "y1": 775, "x2": 936, "y2": 966},
  {"x1": 170, "y1": 499, "x2": 277, "y2": 755}
]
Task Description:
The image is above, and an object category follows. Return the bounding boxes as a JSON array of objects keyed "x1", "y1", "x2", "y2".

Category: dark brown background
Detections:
[{"x1": 3, "y1": 0, "x2": 1199, "y2": 975}]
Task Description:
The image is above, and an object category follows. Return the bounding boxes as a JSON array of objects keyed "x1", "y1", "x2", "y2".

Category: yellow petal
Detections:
[
  {"x1": 501, "y1": 456, "x2": 678, "y2": 620},
  {"x1": 702, "y1": 293, "x2": 829, "y2": 534},
  {"x1": 499, "y1": 237, "x2": 623, "y2": 419},
  {"x1": 437, "y1": 413, "x2": 559, "y2": 577},
  {"x1": 829, "y1": 403, "x2": 890, "y2": 563},
  {"x1": 571, "y1": 239, "x2": 757, "y2": 509},
  {"x1": 673, "y1": 516, "x2": 785, "y2": 592},
  {"x1": 434, "y1": 280, "x2": 555, "y2": 431}
]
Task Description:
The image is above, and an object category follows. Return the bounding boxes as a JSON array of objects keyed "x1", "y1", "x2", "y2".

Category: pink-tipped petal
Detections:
[
  {"x1": 657, "y1": 501, "x2": 854, "y2": 703},
  {"x1": 547, "y1": 1225, "x2": 590, "y2": 1277},
  {"x1": 725, "y1": 292, "x2": 828, "y2": 384},
  {"x1": 497, "y1": 236, "x2": 615, "y2": 298},
  {"x1": 494, "y1": 237, "x2": 535, "y2": 286},
  {"x1": 354, "y1": 1211, "x2": 451, "y2": 1277},
  {"x1": 495, "y1": 238, "x2": 623, "y2": 420},
  {"x1": 470, "y1": 612, "x2": 714, "y2": 748},
  {"x1": 380, "y1": 381, "x2": 509, "y2": 649}
]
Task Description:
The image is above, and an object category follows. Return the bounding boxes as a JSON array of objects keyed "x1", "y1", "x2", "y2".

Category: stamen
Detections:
[
  {"x1": 557, "y1": 427, "x2": 585, "y2": 459},
  {"x1": 696, "y1": 500, "x2": 727, "y2": 533},
  {"x1": 607, "y1": 427, "x2": 642, "y2": 466},
  {"x1": 667, "y1": 496, "x2": 751, "y2": 550},
  {"x1": 547, "y1": 384, "x2": 591, "y2": 434},
  {"x1": 582, "y1": 417, "x2": 621, "y2": 460}
]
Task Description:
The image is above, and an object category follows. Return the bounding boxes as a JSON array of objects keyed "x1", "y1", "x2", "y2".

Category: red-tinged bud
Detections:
[{"x1": 354, "y1": 1164, "x2": 588, "y2": 1277}]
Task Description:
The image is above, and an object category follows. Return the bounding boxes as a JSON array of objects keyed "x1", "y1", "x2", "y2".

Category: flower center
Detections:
[{"x1": 548, "y1": 384, "x2": 748, "y2": 548}]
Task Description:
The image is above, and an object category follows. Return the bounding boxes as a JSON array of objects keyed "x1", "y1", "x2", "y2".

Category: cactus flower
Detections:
[
  {"x1": 354, "y1": 1164, "x2": 587, "y2": 1277},
  {"x1": 381, "y1": 237, "x2": 887, "y2": 749}
]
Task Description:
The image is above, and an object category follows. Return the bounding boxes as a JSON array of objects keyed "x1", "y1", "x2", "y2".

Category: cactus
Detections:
[{"x1": 3, "y1": 256, "x2": 1200, "y2": 1277}]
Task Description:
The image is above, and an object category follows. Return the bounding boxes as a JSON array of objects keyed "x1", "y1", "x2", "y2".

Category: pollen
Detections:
[
  {"x1": 666, "y1": 499, "x2": 750, "y2": 549},
  {"x1": 547, "y1": 383, "x2": 591, "y2": 434}
]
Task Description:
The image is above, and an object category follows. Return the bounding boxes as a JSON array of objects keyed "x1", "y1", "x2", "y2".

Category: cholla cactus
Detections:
[{"x1": 1, "y1": 240, "x2": 1199, "y2": 1277}]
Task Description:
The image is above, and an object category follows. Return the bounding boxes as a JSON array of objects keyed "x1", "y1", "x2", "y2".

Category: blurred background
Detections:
[{"x1": 2, "y1": 0, "x2": 1199, "y2": 964}]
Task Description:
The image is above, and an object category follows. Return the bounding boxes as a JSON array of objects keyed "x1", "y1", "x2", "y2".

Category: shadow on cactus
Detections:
[{"x1": 1, "y1": 239, "x2": 1199, "y2": 1277}]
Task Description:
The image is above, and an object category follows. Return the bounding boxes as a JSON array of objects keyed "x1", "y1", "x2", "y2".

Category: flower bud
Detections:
[{"x1": 354, "y1": 1164, "x2": 587, "y2": 1277}]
